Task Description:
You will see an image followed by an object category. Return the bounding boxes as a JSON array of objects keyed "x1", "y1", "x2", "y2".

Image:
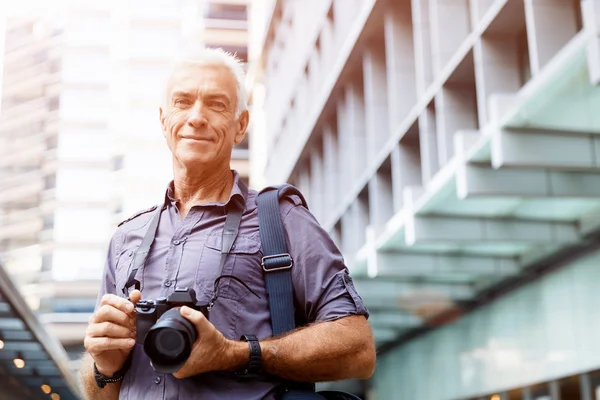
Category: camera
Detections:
[{"x1": 134, "y1": 287, "x2": 209, "y2": 373}]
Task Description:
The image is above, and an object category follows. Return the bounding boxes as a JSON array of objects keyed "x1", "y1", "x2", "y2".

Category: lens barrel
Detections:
[{"x1": 143, "y1": 308, "x2": 197, "y2": 373}]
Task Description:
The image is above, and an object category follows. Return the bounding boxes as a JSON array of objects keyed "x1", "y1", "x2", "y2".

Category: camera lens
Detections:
[
  {"x1": 143, "y1": 308, "x2": 197, "y2": 373},
  {"x1": 154, "y1": 329, "x2": 186, "y2": 356}
]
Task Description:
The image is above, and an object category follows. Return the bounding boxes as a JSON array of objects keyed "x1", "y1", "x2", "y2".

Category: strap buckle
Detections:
[{"x1": 261, "y1": 253, "x2": 293, "y2": 272}]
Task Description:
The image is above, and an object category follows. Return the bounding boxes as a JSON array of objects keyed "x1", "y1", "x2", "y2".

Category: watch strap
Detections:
[
  {"x1": 235, "y1": 334, "x2": 262, "y2": 378},
  {"x1": 93, "y1": 355, "x2": 132, "y2": 389}
]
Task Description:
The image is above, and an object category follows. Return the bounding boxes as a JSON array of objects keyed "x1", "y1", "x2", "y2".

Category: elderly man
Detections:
[{"x1": 79, "y1": 48, "x2": 375, "y2": 400}]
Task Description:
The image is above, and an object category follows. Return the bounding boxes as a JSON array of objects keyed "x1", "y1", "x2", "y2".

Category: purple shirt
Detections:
[{"x1": 96, "y1": 171, "x2": 369, "y2": 399}]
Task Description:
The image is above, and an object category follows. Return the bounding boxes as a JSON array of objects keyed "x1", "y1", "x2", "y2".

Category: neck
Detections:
[{"x1": 173, "y1": 164, "x2": 234, "y2": 208}]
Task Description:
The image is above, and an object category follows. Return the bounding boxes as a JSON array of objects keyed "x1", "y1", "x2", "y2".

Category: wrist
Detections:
[
  {"x1": 222, "y1": 339, "x2": 251, "y2": 371},
  {"x1": 95, "y1": 364, "x2": 118, "y2": 377}
]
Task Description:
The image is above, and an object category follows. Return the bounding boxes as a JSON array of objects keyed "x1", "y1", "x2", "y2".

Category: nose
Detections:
[{"x1": 187, "y1": 103, "x2": 207, "y2": 129}]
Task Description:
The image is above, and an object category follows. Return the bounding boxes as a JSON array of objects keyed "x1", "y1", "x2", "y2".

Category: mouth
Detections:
[{"x1": 181, "y1": 136, "x2": 213, "y2": 142}]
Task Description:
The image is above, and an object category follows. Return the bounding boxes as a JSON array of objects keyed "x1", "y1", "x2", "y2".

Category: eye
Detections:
[
  {"x1": 174, "y1": 98, "x2": 192, "y2": 106},
  {"x1": 210, "y1": 101, "x2": 226, "y2": 110}
]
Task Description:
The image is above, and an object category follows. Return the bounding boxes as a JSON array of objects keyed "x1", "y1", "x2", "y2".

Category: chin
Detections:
[{"x1": 175, "y1": 153, "x2": 212, "y2": 169}]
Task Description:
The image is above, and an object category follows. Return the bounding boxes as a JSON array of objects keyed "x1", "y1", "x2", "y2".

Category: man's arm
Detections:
[
  {"x1": 260, "y1": 315, "x2": 375, "y2": 381},
  {"x1": 80, "y1": 352, "x2": 121, "y2": 400},
  {"x1": 174, "y1": 309, "x2": 376, "y2": 381},
  {"x1": 272, "y1": 200, "x2": 376, "y2": 380}
]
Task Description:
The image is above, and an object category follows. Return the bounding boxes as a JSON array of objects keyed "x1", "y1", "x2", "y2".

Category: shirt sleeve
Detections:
[
  {"x1": 282, "y1": 201, "x2": 369, "y2": 324},
  {"x1": 94, "y1": 229, "x2": 121, "y2": 310}
]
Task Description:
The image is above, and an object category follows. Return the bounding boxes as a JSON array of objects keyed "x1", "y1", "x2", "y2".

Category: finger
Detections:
[
  {"x1": 180, "y1": 306, "x2": 208, "y2": 330},
  {"x1": 173, "y1": 368, "x2": 189, "y2": 379},
  {"x1": 86, "y1": 321, "x2": 135, "y2": 339},
  {"x1": 172, "y1": 359, "x2": 194, "y2": 379},
  {"x1": 100, "y1": 293, "x2": 135, "y2": 315},
  {"x1": 84, "y1": 337, "x2": 135, "y2": 355},
  {"x1": 91, "y1": 304, "x2": 135, "y2": 328},
  {"x1": 129, "y1": 290, "x2": 142, "y2": 305}
]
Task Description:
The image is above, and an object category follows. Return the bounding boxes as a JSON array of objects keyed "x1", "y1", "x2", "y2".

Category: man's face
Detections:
[{"x1": 160, "y1": 64, "x2": 248, "y2": 172}]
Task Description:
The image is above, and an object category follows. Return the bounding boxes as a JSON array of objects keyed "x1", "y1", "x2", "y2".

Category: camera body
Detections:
[{"x1": 134, "y1": 287, "x2": 208, "y2": 373}]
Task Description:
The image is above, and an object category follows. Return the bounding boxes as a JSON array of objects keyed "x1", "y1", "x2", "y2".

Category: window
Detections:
[{"x1": 206, "y1": 3, "x2": 247, "y2": 21}]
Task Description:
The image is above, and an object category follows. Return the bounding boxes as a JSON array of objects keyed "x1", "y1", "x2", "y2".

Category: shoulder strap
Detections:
[
  {"x1": 256, "y1": 184, "x2": 307, "y2": 336},
  {"x1": 123, "y1": 205, "x2": 163, "y2": 294},
  {"x1": 257, "y1": 185, "x2": 317, "y2": 394}
]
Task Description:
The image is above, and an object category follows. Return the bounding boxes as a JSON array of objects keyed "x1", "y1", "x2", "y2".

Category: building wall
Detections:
[
  {"x1": 373, "y1": 248, "x2": 600, "y2": 400},
  {"x1": 252, "y1": 0, "x2": 600, "y2": 397},
  {"x1": 253, "y1": 0, "x2": 585, "y2": 239}
]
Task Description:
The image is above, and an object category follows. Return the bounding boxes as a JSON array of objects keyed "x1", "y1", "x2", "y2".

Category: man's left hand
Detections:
[{"x1": 172, "y1": 306, "x2": 234, "y2": 378}]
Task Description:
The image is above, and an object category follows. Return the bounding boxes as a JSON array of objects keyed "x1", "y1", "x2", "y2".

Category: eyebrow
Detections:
[
  {"x1": 171, "y1": 90, "x2": 194, "y2": 99},
  {"x1": 205, "y1": 93, "x2": 231, "y2": 104},
  {"x1": 170, "y1": 90, "x2": 231, "y2": 101}
]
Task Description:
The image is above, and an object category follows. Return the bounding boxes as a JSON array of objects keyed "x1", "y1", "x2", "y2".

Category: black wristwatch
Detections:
[
  {"x1": 93, "y1": 356, "x2": 132, "y2": 389},
  {"x1": 235, "y1": 334, "x2": 262, "y2": 378}
]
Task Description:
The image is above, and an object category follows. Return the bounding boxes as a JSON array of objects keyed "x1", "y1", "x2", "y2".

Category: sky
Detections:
[{"x1": 2, "y1": 0, "x2": 67, "y2": 16}]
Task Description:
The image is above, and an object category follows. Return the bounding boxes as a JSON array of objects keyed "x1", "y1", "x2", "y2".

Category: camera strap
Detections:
[{"x1": 123, "y1": 179, "x2": 248, "y2": 296}]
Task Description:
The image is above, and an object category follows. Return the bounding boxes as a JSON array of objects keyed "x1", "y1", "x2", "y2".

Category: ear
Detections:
[
  {"x1": 159, "y1": 106, "x2": 167, "y2": 137},
  {"x1": 234, "y1": 109, "x2": 249, "y2": 145}
]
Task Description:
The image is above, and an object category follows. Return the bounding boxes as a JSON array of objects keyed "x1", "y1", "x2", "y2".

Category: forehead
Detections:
[{"x1": 167, "y1": 64, "x2": 237, "y2": 98}]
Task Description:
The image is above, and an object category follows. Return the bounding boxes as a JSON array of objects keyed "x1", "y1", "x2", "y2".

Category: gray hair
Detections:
[{"x1": 163, "y1": 47, "x2": 248, "y2": 117}]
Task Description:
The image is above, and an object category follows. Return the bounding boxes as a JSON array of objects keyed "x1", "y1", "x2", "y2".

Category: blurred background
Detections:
[{"x1": 2, "y1": 0, "x2": 600, "y2": 399}]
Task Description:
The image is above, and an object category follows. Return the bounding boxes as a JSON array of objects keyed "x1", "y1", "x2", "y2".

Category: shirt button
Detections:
[
  {"x1": 164, "y1": 280, "x2": 172, "y2": 287},
  {"x1": 154, "y1": 376, "x2": 162, "y2": 384},
  {"x1": 173, "y1": 239, "x2": 181, "y2": 245}
]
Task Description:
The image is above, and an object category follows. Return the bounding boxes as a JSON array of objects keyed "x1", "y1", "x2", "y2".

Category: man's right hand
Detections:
[{"x1": 84, "y1": 290, "x2": 142, "y2": 377}]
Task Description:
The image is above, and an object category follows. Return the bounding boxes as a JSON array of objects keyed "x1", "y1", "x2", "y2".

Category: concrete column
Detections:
[
  {"x1": 385, "y1": 0, "x2": 416, "y2": 131},
  {"x1": 411, "y1": 0, "x2": 434, "y2": 96},
  {"x1": 354, "y1": 190, "x2": 370, "y2": 249},
  {"x1": 418, "y1": 102, "x2": 439, "y2": 184},
  {"x1": 548, "y1": 380, "x2": 561, "y2": 400},
  {"x1": 580, "y1": 372, "x2": 592, "y2": 400},
  {"x1": 298, "y1": 166, "x2": 311, "y2": 207},
  {"x1": 363, "y1": 42, "x2": 389, "y2": 164},
  {"x1": 524, "y1": 0, "x2": 580, "y2": 76},
  {"x1": 322, "y1": 125, "x2": 339, "y2": 215},
  {"x1": 368, "y1": 165, "x2": 394, "y2": 233},
  {"x1": 473, "y1": 34, "x2": 522, "y2": 127},
  {"x1": 430, "y1": 0, "x2": 471, "y2": 75},
  {"x1": 309, "y1": 149, "x2": 324, "y2": 222},
  {"x1": 582, "y1": 0, "x2": 600, "y2": 85},
  {"x1": 434, "y1": 84, "x2": 478, "y2": 166},
  {"x1": 336, "y1": 95, "x2": 351, "y2": 197},
  {"x1": 391, "y1": 141, "x2": 422, "y2": 212},
  {"x1": 346, "y1": 81, "x2": 367, "y2": 184}
]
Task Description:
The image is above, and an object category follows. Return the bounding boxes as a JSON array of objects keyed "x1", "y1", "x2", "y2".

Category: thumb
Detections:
[
  {"x1": 180, "y1": 306, "x2": 207, "y2": 328},
  {"x1": 129, "y1": 290, "x2": 142, "y2": 305}
]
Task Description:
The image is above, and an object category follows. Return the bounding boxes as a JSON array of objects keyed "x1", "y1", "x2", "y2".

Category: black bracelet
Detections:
[
  {"x1": 235, "y1": 334, "x2": 262, "y2": 378},
  {"x1": 93, "y1": 354, "x2": 133, "y2": 389}
]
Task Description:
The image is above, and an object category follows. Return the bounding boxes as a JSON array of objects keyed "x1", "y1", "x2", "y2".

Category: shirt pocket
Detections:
[{"x1": 195, "y1": 231, "x2": 263, "y2": 302}]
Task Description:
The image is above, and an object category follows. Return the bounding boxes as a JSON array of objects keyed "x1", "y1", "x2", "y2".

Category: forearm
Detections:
[
  {"x1": 79, "y1": 353, "x2": 121, "y2": 400},
  {"x1": 260, "y1": 315, "x2": 375, "y2": 382}
]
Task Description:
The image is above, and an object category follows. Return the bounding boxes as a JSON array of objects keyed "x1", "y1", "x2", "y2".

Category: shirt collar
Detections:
[{"x1": 164, "y1": 170, "x2": 247, "y2": 210}]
